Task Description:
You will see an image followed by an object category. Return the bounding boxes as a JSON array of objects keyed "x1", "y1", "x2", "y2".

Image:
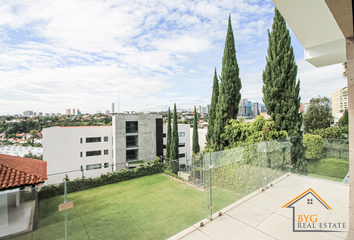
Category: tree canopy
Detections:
[{"x1": 303, "y1": 96, "x2": 333, "y2": 133}]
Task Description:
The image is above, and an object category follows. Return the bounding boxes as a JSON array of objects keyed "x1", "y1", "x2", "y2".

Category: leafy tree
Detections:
[
  {"x1": 29, "y1": 130, "x2": 38, "y2": 144},
  {"x1": 214, "y1": 15, "x2": 242, "y2": 151},
  {"x1": 23, "y1": 152, "x2": 43, "y2": 160},
  {"x1": 206, "y1": 68, "x2": 219, "y2": 147},
  {"x1": 303, "y1": 96, "x2": 334, "y2": 133},
  {"x1": 312, "y1": 127, "x2": 345, "y2": 139},
  {"x1": 343, "y1": 62, "x2": 347, "y2": 77},
  {"x1": 170, "y1": 104, "x2": 179, "y2": 160},
  {"x1": 192, "y1": 106, "x2": 200, "y2": 154},
  {"x1": 166, "y1": 107, "x2": 172, "y2": 159},
  {"x1": 262, "y1": 7, "x2": 302, "y2": 137},
  {"x1": 338, "y1": 109, "x2": 348, "y2": 127}
]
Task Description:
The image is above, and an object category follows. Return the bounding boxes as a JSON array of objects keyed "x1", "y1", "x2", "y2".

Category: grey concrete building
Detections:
[
  {"x1": 252, "y1": 102, "x2": 260, "y2": 116},
  {"x1": 112, "y1": 114, "x2": 163, "y2": 169}
]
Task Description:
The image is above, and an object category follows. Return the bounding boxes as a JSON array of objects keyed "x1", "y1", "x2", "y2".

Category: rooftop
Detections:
[{"x1": 0, "y1": 154, "x2": 47, "y2": 189}]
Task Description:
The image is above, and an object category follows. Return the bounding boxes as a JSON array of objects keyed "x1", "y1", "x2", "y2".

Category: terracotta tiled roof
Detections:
[{"x1": 0, "y1": 154, "x2": 47, "y2": 190}]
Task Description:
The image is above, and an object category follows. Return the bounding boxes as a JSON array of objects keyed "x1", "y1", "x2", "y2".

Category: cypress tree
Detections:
[
  {"x1": 170, "y1": 103, "x2": 179, "y2": 160},
  {"x1": 214, "y1": 15, "x2": 242, "y2": 151},
  {"x1": 192, "y1": 106, "x2": 200, "y2": 154},
  {"x1": 206, "y1": 68, "x2": 219, "y2": 147},
  {"x1": 262, "y1": 8, "x2": 302, "y2": 137},
  {"x1": 165, "y1": 107, "x2": 172, "y2": 159},
  {"x1": 262, "y1": 8, "x2": 304, "y2": 171}
]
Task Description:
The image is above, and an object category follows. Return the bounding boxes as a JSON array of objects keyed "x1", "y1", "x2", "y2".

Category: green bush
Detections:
[
  {"x1": 307, "y1": 158, "x2": 349, "y2": 179},
  {"x1": 303, "y1": 134, "x2": 323, "y2": 160},
  {"x1": 39, "y1": 158, "x2": 165, "y2": 200}
]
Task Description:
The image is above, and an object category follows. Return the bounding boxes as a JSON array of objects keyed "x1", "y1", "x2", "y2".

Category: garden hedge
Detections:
[
  {"x1": 307, "y1": 158, "x2": 349, "y2": 179},
  {"x1": 303, "y1": 134, "x2": 323, "y2": 160}
]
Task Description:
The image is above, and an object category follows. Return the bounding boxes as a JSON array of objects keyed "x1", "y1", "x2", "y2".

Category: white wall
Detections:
[
  {"x1": 163, "y1": 124, "x2": 191, "y2": 164},
  {"x1": 43, "y1": 126, "x2": 113, "y2": 184}
]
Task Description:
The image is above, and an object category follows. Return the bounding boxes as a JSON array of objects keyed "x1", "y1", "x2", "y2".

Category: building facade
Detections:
[
  {"x1": 252, "y1": 102, "x2": 260, "y2": 116},
  {"x1": 43, "y1": 115, "x2": 190, "y2": 184},
  {"x1": 66, "y1": 109, "x2": 71, "y2": 115},
  {"x1": 332, "y1": 87, "x2": 348, "y2": 116}
]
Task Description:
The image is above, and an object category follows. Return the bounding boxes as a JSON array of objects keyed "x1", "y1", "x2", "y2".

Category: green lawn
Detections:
[{"x1": 15, "y1": 174, "x2": 239, "y2": 240}]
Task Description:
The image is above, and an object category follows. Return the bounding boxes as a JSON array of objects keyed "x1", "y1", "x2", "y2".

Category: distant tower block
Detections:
[
  {"x1": 73, "y1": 109, "x2": 76, "y2": 115},
  {"x1": 112, "y1": 103, "x2": 115, "y2": 114},
  {"x1": 66, "y1": 109, "x2": 71, "y2": 115}
]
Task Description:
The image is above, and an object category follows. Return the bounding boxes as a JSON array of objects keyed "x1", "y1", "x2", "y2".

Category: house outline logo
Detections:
[{"x1": 282, "y1": 188, "x2": 345, "y2": 232}]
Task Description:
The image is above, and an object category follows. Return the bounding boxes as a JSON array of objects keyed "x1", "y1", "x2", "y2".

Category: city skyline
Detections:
[{"x1": 0, "y1": 0, "x2": 347, "y2": 115}]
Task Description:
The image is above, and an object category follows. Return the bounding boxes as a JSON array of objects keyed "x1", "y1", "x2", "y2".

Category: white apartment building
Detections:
[
  {"x1": 162, "y1": 124, "x2": 192, "y2": 164},
  {"x1": 43, "y1": 115, "x2": 190, "y2": 184}
]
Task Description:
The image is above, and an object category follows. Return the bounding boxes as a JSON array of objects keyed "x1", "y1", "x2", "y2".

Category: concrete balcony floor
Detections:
[{"x1": 169, "y1": 174, "x2": 349, "y2": 240}]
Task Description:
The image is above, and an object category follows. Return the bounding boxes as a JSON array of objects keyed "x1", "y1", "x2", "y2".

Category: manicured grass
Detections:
[
  {"x1": 15, "y1": 174, "x2": 238, "y2": 240},
  {"x1": 307, "y1": 158, "x2": 349, "y2": 179},
  {"x1": 307, "y1": 173, "x2": 343, "y2": 182}
]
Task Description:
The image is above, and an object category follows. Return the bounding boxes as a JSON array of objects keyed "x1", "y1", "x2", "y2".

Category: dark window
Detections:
[
  {"x1": 80, "y1": 152, "x2": 82, "y2": 157},
  {"x1": 156, "y1": 119, "x2": 163, "y2": 157},
  {"x1": 104, "y1": 136, "x2": 108, "y2": 142},
  {"x1": 86, "y1": 150, "x2": 101, "y2": 157},
  {"x1": 126, "y1": 149, "x2": 138, "y2": 161},
  {"x1": 126, "y1": 121, "x2": 138, "y2": 133},
  {"x1": 126, "y1": 135, "x2": 138, "y2": 148},
  {"x1": 179, "y1": 153, "x2": 185, "y2": 158},
  {"x1": 104, "y1": 149, "x2": 109, "y2": 155},
  {"x1": 80, "y1": 138, "x2": 82, "y2": 143},
  {"x1": 163, "y1": 145, "x2": 166, "y2": 149},
  {"x1": 86, "y1": 163, "x2": 102, "y2": 170},
  {"x1": 163, "y1": 133, "x2": 166, "y2": 137},
  {"x1": 86, "y1": 137, "x2": 101, "y2": 143},
  {"x1": 104, "y1": 163, "x2": 109, "y2": 168},
  {"x1": 179, "y1": 142, "x2": 185, "y2": 147}
]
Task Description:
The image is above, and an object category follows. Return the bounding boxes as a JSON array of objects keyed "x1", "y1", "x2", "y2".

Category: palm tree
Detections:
[{"x1": 343, "y1": 62, "x2": 347, "y2": 77}]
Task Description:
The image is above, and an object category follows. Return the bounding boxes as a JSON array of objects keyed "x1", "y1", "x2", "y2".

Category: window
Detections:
[
  {"x1": 104, "y1": 136, "x2": 108, "y2": 142},
  {"x1": 126, "y1": 121, "x2": 138, "y2": 133},
  {"x1": 178, "y1": 132, "x2": 185, "y2": 137},
  {"x1": 86, "y1": 163, "x2": 102, "y2": 170},
  {"x1": 104, "y1": 163, "x2": 109, "y2": 168},
  {"x1": 86, "y1": 137, "x2": 101, "y2": 143},
  {"x1": 179, "y1": 153, "x2": 186, "y2": 158},
  {"x1": 163, "y1": 133, "x2": 166, "y2": 137},
  {"x1": 80, "y1": 152, "x2": 82, "y2": 157},
  {"x1": 86, "y1": 150, "x2": 101, "y2": 157},
  {"x1": 163, "y1": 145, "x2": 166, "y2": 149},
  {"x1": 126, "y1": 135, "x2": 138, "y2": 148},
  {"x1": 104, "y1": 149, "x2": 109, "y2": 155},
  {"x1": 80, "y1": 138, "x2": 82, "y2": 143},
  {"x1": 126, "y1": 149, "x2": 138, "y2": 161},
  {"x1": 179, "y1": 142, "x2": 185, "y2": 147}
]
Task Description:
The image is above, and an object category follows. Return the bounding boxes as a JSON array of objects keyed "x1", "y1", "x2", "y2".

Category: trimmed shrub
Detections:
[
  {"x1": 303, "y1": 134, "x2": 323, "y2": 160},
  {"x1": 307, "y1": 158, "x2": 349, "y2": 179}
]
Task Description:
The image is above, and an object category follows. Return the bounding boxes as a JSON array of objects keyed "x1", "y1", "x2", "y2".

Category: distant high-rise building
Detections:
[
  {"x1": 51, "y1": 113, "x2": 55, "y2": 116},
  {"x1": 246, "y1": 101, "x2": 252, "y2": 116},
  {"x1": 77, "y1": 109, "x2": 80, "y2": 115},
  {"x1": 252, "y1": 102, "x2": 260, "y2": 116},
  {"x1": 260, "y1": 106, "x2": 267, "y2": 113},
  {"x1": 39, "y1": 112, "x2": 43, "y2": 117},
  {"x1": 201, "y1": 107, "x2": 208, "y2": 114},
  {"x1": 105, "y1": 110, "x2": 110, "y2": 114},
  {"x1": 238, "y1": 105, "x2": 246, "y2": 115},
  {"x1": 66, "y1": 109, "x2": 71, "y2": 115},
  {"x1": 199, "y1": 105, "x2": 202, "y2": 114},
  {"x1": 112, "y1": 103, "x2": 115, "y2": 114},
  {"x1": 332, "y1": 87, "x2": 348, "y2": 116},
  {"x1": 73, "y1": 109, "x2": 76, "y2": 115},
  {"x1": 23, "y1": 110, "x2": 33, "y2": 117},
  {"x1": 77, "y1": 110, "x2": 81, "y2": 115},
  {"x1": 33, "y1": 112, "x2": 37, "y2": 116},
  {"x1": 207, "y1": 105, "x2": 210, "y2": 113},
  {"x1": 241, "y1": 98, "x2": 248, "y2": 106},
  {"x1": 45, "y1": 113, "x2": 50, "y2": 116},
  {"x1": 57, "y1": 113, "x2": 62, "y2": 116}
]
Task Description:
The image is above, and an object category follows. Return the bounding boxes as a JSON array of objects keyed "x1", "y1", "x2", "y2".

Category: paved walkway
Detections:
[{"x1": 169, "y1": 174, "x2": 349, "y2": 240}]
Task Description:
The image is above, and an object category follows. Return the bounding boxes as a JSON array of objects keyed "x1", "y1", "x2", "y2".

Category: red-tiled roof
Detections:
[{"x1": 0, "y1": 154, "x2": 47, "y2": 190}]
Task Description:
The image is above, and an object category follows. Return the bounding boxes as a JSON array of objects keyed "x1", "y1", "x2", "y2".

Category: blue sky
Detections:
[{"x1": 0, "y1": 0, "x2": 347, "y2": 115}]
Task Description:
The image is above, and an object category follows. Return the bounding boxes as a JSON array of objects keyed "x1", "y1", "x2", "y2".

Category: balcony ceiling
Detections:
[{"x1": 272, "y1": 0, "x2": 353, "y2": 67}]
